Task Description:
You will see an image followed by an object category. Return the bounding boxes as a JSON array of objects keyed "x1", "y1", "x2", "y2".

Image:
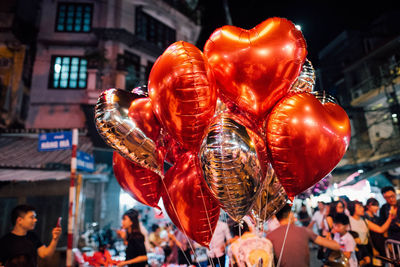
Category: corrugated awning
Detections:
[
  {"x1": 0, "y1": 134, "x2": 92, "y2": 169},
  {"x1": 0, "y1": 134, "x2": 110, "y2": 182},
  {"x1": 0, "y1": 169, "x2": 69, "y2": 181}
]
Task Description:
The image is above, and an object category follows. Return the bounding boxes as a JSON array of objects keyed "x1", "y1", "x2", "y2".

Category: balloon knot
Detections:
[{"x1": 154, "y1": 207, "x2": 163, "y2": 215}]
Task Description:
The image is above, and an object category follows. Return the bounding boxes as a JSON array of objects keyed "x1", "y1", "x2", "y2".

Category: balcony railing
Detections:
[
  {"x1": 350, "y1": 77, "x2": 379, "y2": 100},
  {"x1": 350, "y1": 60, "x2": 400, "y2": 106},
  {"x1": 92, "y1": 28, "x2": 165, "y2": 58}
]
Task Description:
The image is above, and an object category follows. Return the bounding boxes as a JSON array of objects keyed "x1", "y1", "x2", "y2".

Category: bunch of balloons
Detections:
[{"x1": 95, "y1": 17, "x2": 351, "y2": 247}]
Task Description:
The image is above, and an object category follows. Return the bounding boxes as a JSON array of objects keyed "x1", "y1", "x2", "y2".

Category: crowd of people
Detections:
[
  {"x1": 0, "y1": 186, "x2": 399, "y2": 267},
  {"x1": 299, "y1": 186, "x2": 400, "y2": 267}
]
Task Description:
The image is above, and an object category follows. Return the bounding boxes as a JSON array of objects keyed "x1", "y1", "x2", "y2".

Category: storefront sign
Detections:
[
  {"x1": 38, "y1": 131, "x2": 72, "y2": 151},
  {"x1": 77, "y1": 150, "x2": 94, "y2": 172}
]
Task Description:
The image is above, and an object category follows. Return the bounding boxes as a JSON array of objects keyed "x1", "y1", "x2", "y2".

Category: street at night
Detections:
[{"x1": 0, "y1": 1, "x2": 400, "y2": 266}]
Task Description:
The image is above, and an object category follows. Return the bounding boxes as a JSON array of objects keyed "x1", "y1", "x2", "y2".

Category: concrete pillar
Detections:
[
  {"x1": 115, "y1": 70, "x2": 127, "y2": 89},
  {"x1": 87, "y1": 69, "x2": 98, "y2": 90}
]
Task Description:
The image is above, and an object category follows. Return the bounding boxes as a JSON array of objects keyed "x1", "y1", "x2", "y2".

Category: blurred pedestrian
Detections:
[
  {"x1": 116, "y1": 209, "x2": 148, "y2": 267},
  {"x1": 309, "y1": 201, "x2": 326, "y2": 234},
  {"x1": 339, "y1": 196, "x2": 351, "y2": 216},
  {"x1": 230, "y1": 221, "x2": 273, "y2": 267},
  {"x1": 365, "y1": 198, "x2": 388, "y2": 266},
  {"x1": 379, "y1": 186, "x2": 400, "y2": 240},
  {"x1": 164, "y1": 224, "x2": 181, "y2": 264},
  {"x1": 332, "y1": 213, "x2": 357, "y2": 267},
  {"x1": 297, "y1": 204, "x2": 311, "y2": 226},
  {"x1": 149, "y1": 224, "x2": 162, "y2": 249},
  {"x1": 175, "y1": 228, "x2": 194, "y2": 265},
  {"x1": 0, "y1": 204, "x2": 62, "y2": 267},
  {"x1": 207, "y1": 219, "x2": 232, "y2": 267},
  {"x1": 326, "y1": 200, "x2": 346, "y2": 230},
  {"x1": 83, "y1": 243, "x2": 120, "y2": 266},
  {"x1": 264, "y1": 215, "x2": 280, "y2": 233},
  {"x1": 267, "y1": 204, "x2": 340, "y2": 267}
]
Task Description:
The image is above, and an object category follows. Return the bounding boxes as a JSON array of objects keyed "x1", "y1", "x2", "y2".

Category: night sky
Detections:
[{"x1": 196, "y1": 0, "x2": 400, "y2": 66}]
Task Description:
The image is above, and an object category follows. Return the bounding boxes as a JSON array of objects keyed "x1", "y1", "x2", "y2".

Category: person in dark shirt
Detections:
[
  {"x1": 0, "y1": 204, "x2": 62, "y2": 267},
  {"x1": 116, "y1": 209, "x2": 148, "y2": 267},
  {"x1": 379, "y1": 186, "x2": 400, "y2": 240},
  {"x1": 365, "y1": 198, "x2": 388, "y2": 262},
  {"x1": 298, "y1": 204, "x2": 311, "y2": 226}
]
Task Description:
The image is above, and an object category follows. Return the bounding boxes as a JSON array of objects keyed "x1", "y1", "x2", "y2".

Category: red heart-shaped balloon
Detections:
[
  {"x1": 128, "y1": 98, "x2": 161, "y2": 143},
  {"x1": 113, "y1": 152, "x2": 161, "y2": 208},
  {"x1": 266, "y1": 92, "x2": 351, "y2": 197},
  {"x1": 149, "y1": 41, "x2": 217, "y2": 152},
  {"x1": 161, "y1": 152, "x2": 220, "y2": 247},
  {"x1": 204, "y1": 17, "x2": 307, "y2": 122}
]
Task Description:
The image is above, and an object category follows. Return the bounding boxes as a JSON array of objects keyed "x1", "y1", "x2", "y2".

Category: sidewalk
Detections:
[{"x1": 310, "y1": 246, "x2": 321, "y2": 267}]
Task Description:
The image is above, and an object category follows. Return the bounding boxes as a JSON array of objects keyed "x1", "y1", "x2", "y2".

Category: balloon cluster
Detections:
[{"x1": 95, "y1": 17, "x2": 351, "y2": 247}]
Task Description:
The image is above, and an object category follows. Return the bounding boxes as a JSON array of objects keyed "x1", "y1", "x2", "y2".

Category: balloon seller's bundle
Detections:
[{"x1": 95, "y1": 17, "x2": 351, "y2": 246}]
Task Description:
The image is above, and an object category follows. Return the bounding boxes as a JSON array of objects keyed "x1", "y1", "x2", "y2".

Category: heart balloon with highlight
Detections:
[
  {"x1": 148, "y1": 41, "x2": 217, "y2": 152},
  {"x1": 95, "y1": 88, "x2": 164, "y2": 176},
  {"x1": 199, "y1": 114, "x2": 264, "y2": 222},
  {"x1": 161, "y1": 152, "x2": 220, "y2": 247},
  {"x1": 266, "y1": 92, "x2": 351, "y2": 197},
  {"x1": 113, "y1": 152, "x2": 161, "y2": 208},
  {"x1": 204, "y1": 17, "x2": 307, "y2": 122},
  {"x1": 250, "y1": 164, "x2": 288, "y2": 227}
]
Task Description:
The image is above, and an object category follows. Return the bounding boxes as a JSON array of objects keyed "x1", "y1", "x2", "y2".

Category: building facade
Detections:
[
  {"x1": 26, "y1": 0, "x2": 200, "y2": 129},
  {"x1": 318, "y1": 11, "x2": 400, "y2": 185},
  {"x1": 0, "y1": 0, "x2": 201, "y2": 264}
]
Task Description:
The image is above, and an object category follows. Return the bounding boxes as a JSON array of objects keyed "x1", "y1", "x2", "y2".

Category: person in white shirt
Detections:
[
  {"x1": 265, "y1": 215, "x2": 280, "y2": 233},
  {"x1": 207, "y1": 219, "x2": 232, "y2": 267},
  {"x1": 230, "y1": 221, "x2": 274, "y2": 267},
  {"x1": 332, "y1": 213, "x2": 358, "y2": 267},
  {"x1": 347, "y1": 200, "x2": 395, "y2": 266},
  {"x1": 308, "y1": 201, "x2": 326, "y2": 234}
]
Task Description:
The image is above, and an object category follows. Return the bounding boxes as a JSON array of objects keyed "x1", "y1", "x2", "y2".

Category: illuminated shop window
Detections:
[
  {"x1": 56, "y1": 3, "x2": 93, "y2": 33},
  {"x1": 50, "y1": 56, "x2": 87, "y2": 89}
]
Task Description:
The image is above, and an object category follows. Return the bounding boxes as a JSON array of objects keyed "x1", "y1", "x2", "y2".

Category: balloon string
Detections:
[
  {"x1": 276, "y1": 198, "x2": 296, "y2": 267},
  {"x1": 160, "y1": 178, "x2": 196, "y2": 265},
  {"x1": 199, "y1": 185, "x2": 220, "y2": 267},
  {"x1": 261, "y1": 170, "x2": 270, "y2": 235}
]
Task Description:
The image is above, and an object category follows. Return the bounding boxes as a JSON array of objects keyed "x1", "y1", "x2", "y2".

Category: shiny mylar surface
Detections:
[
  {"x1": 95, "y1": 88, "x2": 163, "y2": 176},
  {"x1": 250, "y1": 164, "x2": 288, "y2": 225},
  {"x1": 113, "y1": 152, "x2": 161, "y2": 208},
  {"x1": 148, "y1": 41, "x2": 217, "y2": 152},
  {"x1": 204, "y1": 17, "x2": 307, "y2": 122},
  {"x1": 290, "y1": 59, "x2": 315, "y2": 93},
  {"x1": 199, "y1": 114, "x2": 263, "y2": 222},
  {"x1": 161, "y1": 152, "x2": 220, "y2": 247},
  {"x1": 266, "y1": 92, "x2": 351, "y2": 197}
]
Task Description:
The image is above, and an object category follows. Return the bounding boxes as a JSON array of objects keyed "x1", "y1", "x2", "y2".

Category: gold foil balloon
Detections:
[
  {"x1": 250, "y1": 164, "x2": 288, "y2": 226},
  {"x1": 199, "y1": 114, "x2": 264, "y2": 222},
  {"x1": 95, "y1": 88, "x2": 163, "y2": 176},
  {"x1": 290, "y1": 59, "x2": 315, "y2": 93}
]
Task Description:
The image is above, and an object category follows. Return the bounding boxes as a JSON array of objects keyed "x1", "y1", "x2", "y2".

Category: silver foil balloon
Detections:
[
  {"x1": 250, "y1": 164, "x2": 288, "y2": 228},
  {"x1": 95, "y1": 88, "x2": 163, "y2": 176},
  {"x1": 199, "y1": 114, "x2": 263, "y2": 222},
  {"x1": 290, "y1": 58, "x2": 315, "y2": 92},
  {"x1": 312, "y1": 90, "x2": 337, "y2": 104}
]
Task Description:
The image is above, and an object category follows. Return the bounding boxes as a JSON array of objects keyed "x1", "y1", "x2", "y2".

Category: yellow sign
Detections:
[{"x1": 0, "y1": 45, "x2": 25, "y2": 125}]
